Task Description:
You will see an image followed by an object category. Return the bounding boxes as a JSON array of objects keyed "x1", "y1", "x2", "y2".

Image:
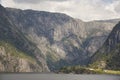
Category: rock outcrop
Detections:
[
  {"x1": 91, "y1": 22, "x2": 120, "y2": 70},
  {"x1": 6, "y1": 7, "x2": 119, "y2": 70},
  {"x1": 0, "y1": 4, "x2": 120, "y2": 71},
  {"x1": 0, "y1": 4, "x2": 49, "y2": 72}
]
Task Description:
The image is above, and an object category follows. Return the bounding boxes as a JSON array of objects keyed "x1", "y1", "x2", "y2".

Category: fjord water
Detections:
[{"x1": 0, "y1": 74, "x2": 120, "y2": 80}]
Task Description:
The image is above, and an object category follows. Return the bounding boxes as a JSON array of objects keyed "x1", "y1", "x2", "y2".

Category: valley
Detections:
[{"x1": 0, "y1": 4, "x2": 120, "y2": 73}]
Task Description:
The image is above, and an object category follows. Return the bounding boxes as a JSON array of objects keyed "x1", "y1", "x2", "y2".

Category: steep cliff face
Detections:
[
  {"x1": 6, "y1": 7, "x2": 119, "y2": 70},
  {"x1": 6, "y1": 9, "x2": 86, "y2": 70},
  {"x1": 0, "y1": 4, "x2": 49, "y2": 72},
  {"x1": 0, "y1": 4, "x2": 120, "y2": 71},
  {"x1": 83, "y1": 21, "x2": 117, "y2": 56},
  {"x1": 91, "y1": 22, "x2": 120, "y2": 70},
  {"x1": 0, "y1": 41, "x2": 42, "y2": 72}
]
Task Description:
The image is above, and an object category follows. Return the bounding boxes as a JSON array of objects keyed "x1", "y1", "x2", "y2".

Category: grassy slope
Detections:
[
  {"x1": 0, "y1": 4, "x2": 44, "y2": 63},
  {"x1": 0, "y1": 5, "x2": 46, "y2": 72},
  {"x1": 0, "y1": 41, "x2": 36, "y2": 63}
]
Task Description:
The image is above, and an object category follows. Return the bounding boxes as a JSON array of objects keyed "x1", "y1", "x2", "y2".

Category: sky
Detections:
[{"x1": 0, "y1": 0, "x2": 120, "y2": 21}]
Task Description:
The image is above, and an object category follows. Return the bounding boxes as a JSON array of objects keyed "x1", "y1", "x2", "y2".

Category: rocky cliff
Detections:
[
  {"x1": 0, "y1": 4, "x2": 120, "y2": 71},
  {"x1": 6, "y1": 7, "x2": 119, "y2": 70},
  {"x1": 91, "y1": 22, "x2": 120, "y2": 70},
  {"x1": 0, "y1": 4, "x2": 49, "y2": 72},
  {"x1": 0, "y1": 41, "x2": 42, "y2": 72}
]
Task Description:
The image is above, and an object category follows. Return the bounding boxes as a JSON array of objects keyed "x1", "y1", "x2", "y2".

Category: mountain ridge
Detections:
[
  {"x1": 0, "y1": 4, "x2": 120, "y2": 71},
  {"x1": 90, "y1": 22, "x2": 120, "y2": 70},
  {"x1": 0, "y1": 4, "x2": 49, "y2": 72},
  {"x1": 6, "y1": 6, "x2": 119, "y2": 70}
]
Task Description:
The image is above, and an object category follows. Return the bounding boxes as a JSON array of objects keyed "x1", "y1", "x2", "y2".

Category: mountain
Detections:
[
  {"x1": 6, "y1": 7, "x2": 119, "y2": 70},
  {"x1": 91, "y1": 22, "x2": 120, "y2": 70},
  {"x1": 0, "y1": 4, "x2": 49, "y2": 72},
  {"x1": 0, "y1": 4, "x2": 120, "y2": 71}
]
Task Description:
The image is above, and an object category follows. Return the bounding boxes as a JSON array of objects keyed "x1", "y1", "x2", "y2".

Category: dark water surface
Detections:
[{"x1": 0, "y1": 73, "x2": 120, "y2": 80}]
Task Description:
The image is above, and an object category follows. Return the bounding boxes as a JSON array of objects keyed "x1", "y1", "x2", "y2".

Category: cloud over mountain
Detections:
[
  {"x1": 1, "y1": 0, "x2": 120, "y2": 21},
  {"x1": 13, "y1": 0, "x2": 67, "y2": 4}
]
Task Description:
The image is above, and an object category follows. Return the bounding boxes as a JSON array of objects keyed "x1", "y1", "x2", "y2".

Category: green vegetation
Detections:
[
  {"x1": 105, "y1": 44, "x2": 120, "y2": 70},
  {"x1": 59, "y1": 66, "x2": 98, "y2": 74},
  {"x1": 0, "y1": 41, "x2": 36, "y2": 63},
  {"x1": 103, "y1": 70, "x2": 120, "y2": 75},
  {"x1": 59, "y1": 65, "x2": 120, "y2": 75},
  {"x1": 91, "y1": 44, "x2": 120, "y2": 71}
]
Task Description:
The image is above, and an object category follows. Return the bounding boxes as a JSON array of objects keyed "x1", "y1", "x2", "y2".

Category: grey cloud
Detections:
[
  {"x1": 114, "y1": 2, "x2": 120, "y2": 13},
  {"x1": 13, "y1": 0, "x2": 67, "y2": 4},
  {"x1": 2, "y1": 0, "x2": 120, "y2": 21}
]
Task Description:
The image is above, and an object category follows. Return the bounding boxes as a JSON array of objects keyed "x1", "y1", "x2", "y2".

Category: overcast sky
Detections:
[{"x1": 0, "y1": 0, "x2": 120, "y2": 21}]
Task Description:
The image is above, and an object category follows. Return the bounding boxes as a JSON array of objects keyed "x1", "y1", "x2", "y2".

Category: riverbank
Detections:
[
  {"x1": 58, "y1": 66, "x2": 120, "y2": 75},
  {"x1": 88, "y1": 68, "x2": 120, "y2": 75}
]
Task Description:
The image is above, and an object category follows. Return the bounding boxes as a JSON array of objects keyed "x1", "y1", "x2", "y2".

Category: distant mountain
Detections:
[
  {"x1": 0, "y1": 4, "x2": 49, "y2": 72},
  {"x1": 0, "y1": 4, "x2": 120, "y2": 72},
  {"x1": 91, "y1": 22, "x2": 120, "y2": 70},
  {"x1": 6, "y1": 7, "x2": 119, "y2": 70}
]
